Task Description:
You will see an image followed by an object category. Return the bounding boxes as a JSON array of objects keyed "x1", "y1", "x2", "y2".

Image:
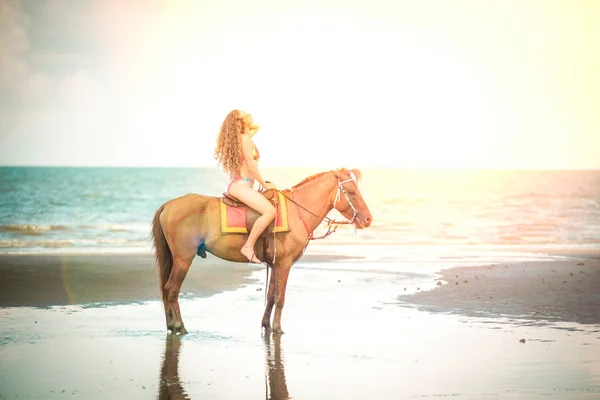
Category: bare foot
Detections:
[{"x1": 241, "y1": 246, "x2": 261, "y2": 264}]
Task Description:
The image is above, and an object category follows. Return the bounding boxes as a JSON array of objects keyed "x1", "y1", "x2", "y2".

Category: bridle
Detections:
[
  {"x1": 334, "y1": 177, "x2": 359, "y2": 226},
  {"x1": 264, "y1": 173, "x2": 361, "y2": 298},
  {"x1": 281, "y1": 173, "x2": 360, "y2": 240}
]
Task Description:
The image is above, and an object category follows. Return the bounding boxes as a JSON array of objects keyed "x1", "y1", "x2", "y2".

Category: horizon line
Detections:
[{"x1": 1, "y1": 164, "x2": 599, "y2": 171}]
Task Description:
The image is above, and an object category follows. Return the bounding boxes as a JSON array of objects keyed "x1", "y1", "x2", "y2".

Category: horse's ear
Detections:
[{"x1": 350, "y1": 169, "x2": 362, "y2": 182}]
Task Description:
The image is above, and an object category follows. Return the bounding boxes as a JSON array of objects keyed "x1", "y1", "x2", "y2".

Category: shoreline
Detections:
[
  {"x1": 0, "y1": 252, "x2": 364, "y2": 308},
  {"x1": 2, "y1": 249, "x2": 599, "y2": 327}
]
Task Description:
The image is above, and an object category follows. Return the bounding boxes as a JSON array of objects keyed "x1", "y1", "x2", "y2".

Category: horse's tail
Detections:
[{"x1": 152, "y1": 205, "x2": 172, "y2": 299}]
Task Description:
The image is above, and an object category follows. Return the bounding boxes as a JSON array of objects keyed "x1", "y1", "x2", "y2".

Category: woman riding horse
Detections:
[
  {"x1": 214, "y1": 110, "x2": 277, "y2": 264},
  {"x1": 152, "y1": 167, "x2": 372, "y2": 334},
  {"x1": 153, "y1": 109, "x2": 374, "y2": 335}
]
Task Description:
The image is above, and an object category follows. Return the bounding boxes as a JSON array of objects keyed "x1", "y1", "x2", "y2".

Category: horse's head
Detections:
[{"x1": 332, "y1": 168, "x2": 373, "y2": 229}]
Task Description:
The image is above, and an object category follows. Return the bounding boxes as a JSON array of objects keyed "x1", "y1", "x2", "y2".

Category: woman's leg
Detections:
[{"x1": 229, "y1": 181, "x2": 276, "y2": 263}]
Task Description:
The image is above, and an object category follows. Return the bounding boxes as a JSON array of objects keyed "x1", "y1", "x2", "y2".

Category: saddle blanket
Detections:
[{"x1": 220, "y1": 192, "x2": 290, "y2": 234}]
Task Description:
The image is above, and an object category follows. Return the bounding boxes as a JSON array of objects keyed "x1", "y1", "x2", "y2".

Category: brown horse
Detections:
[{"x1": 151, "y1": 168, "x2": 372, "y2": 335}]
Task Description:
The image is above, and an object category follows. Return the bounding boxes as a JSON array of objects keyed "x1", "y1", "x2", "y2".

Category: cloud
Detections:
[
  {"x1": 0, "y1": 0, "x2": 31, "y2": 99},
  {"x1": 0, "y1": 0, "x2": 113, "y2": 135}
]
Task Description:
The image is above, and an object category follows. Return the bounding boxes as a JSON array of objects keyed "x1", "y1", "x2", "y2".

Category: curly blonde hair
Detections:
[{"x1": 214, "y1": 109, "x2": 250, "y2": 178}]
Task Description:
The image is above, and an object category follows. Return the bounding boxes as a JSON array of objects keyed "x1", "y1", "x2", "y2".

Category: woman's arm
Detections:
[
  {"x1": 241, "y1": 135, "x2": 273, "y2": 188},
  {"x1": 248, "y1": 122, "x2": 260, "y2": 137}
]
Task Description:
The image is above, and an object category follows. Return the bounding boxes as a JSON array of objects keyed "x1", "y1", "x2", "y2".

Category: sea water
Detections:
[{"x1": 1, "y1": 167, "x2": 598, "y2": 255}]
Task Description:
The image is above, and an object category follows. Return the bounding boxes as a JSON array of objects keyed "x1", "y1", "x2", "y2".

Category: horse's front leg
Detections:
[
  {"x1": 271, "y1": 262, "x2": 292, "y2": 334},
  {"x1": 261, "y1": 267, "x2": 277, "y2": 330}
]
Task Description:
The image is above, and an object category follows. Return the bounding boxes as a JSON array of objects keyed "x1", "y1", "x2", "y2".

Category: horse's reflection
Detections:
[
  {"x1": 158, "y1": 334, "x2": 190, "y2": 400},
  {"x1": 157, "y1": 333, "x2": 289, "y2": 399},
  {"x1": 264, "y1": 333, "x2": 290, "y2": 400}
]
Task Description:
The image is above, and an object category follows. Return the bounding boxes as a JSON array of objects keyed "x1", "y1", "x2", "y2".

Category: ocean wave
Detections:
[
  {"x1": 80, "y1": 224, "x2": 151, "y2": 233},
  {"x1": 0, "y1": 223, "x2": 151, "y2": 236},
  {"x1": 0, "y1": 239, "x2": 75, "y2": 248},
  {"x1": 0, "y1": 225, "x2": 70, "y2": 234},
  {"x1": 0, "y1": 238, "x2": 149, "y2": 249},
  {"x1": 582, "y1": 237, "x2": 600, "y2": 244}
]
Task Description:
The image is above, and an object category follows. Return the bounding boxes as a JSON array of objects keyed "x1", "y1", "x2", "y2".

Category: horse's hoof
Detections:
[
  {"x1": 167, "y1": 321, "x2": 187, "y2": 335},
  {"x1": 173, "y1": 320, "x2": 182, "y2": 329},
  {"x1": 273, "y1": 328, "x2": 284, "y2": 335}
]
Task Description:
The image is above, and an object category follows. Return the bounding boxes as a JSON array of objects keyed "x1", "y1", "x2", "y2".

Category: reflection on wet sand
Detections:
[
  {"x1": 156, "y1": 333, "x2": 290, "y2": 399},
  {"x1": 158, "y1": 334, "x2": 190, "y2": 400},
  {"x1": 264, "y1": 333, "x2": 290, "y2": 400}
]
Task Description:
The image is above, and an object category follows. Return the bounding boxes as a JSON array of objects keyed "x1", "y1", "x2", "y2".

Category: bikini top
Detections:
[{"x1": 240, "y1": 143, "x2": 260, "y2": 162}]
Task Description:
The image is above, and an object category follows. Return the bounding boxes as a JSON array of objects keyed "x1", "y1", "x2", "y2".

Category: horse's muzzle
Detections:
[{"x1": 355, "y1": 213, "x2": 372, "y2": 229}]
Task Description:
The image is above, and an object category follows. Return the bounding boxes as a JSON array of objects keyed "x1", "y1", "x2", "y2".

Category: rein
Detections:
[{"x1": 280, "y1": 176, "x2": 358, "y2": 240}]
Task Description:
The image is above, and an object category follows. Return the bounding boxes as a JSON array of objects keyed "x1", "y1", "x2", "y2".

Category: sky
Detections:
[{"x1": 0, "y1": 0, "x2": 599, "y2": 169}]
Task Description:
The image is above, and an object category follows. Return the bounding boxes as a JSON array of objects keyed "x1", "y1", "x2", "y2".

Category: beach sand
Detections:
[
  {"x1": 0, "y1": 253, "x2": 361, "y2": 307},
  {"x1": 1, "y1": 251, "x2": 600, "y2": 399},
  {"x1": 0, "y1": 254, "x2": 260, "y2": 307},
  {"x1": 398, "y1": 259, "x2": 600, "y2": 325}
]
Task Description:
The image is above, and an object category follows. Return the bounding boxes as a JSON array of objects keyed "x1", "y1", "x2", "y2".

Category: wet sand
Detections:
[
  {"x1": 399, "y1": 259, "x2": 600, "y2": 325},
  {"x1": 0, "y1": 253, "x2": 260, "y2": 307},
  {"x1": 0, "y1": 253, "x2": 361, "y2": 307},
  {"x1": 1, "y1": 251, "x2": 600, "y2": 399}
]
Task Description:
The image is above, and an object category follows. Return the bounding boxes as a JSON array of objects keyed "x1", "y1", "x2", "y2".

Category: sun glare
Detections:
[
  {"x1": 2, "y1": 0, "x2": 597, "y2": 168},
  {"x1": 129, "y1": 0, "x2": 599, "y2": 169}
]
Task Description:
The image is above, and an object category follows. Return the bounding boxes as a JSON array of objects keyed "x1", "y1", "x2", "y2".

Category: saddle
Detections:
[
  {"x1": 220, "y1": 189, "x2": 290, "y2": 235},
  {"x1": 219, "y1": 189, "x2": 290, "y2": 266}
]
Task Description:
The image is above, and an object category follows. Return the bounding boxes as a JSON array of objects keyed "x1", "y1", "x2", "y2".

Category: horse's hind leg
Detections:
[
  {"x1": 164, "y1": 257, "x2": 192, "y2": 335},
  {"x1": 271, "y1": 261, "x2": 292, "y2": 334},
  {"x1": 261, "y1": 267, "x2": 277, "y2": 330}
]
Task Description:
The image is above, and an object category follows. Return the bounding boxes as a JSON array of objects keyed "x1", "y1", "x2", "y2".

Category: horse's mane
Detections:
[
  {"x1": 291, "y1": 171, "x2": 332, "y2": 189},
  {"x1": 349, "y1": 168, "x2": 363, "y2": 181},
  {"x1": 291, "y1": 168, "x2": 362, "y2": 190}
]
